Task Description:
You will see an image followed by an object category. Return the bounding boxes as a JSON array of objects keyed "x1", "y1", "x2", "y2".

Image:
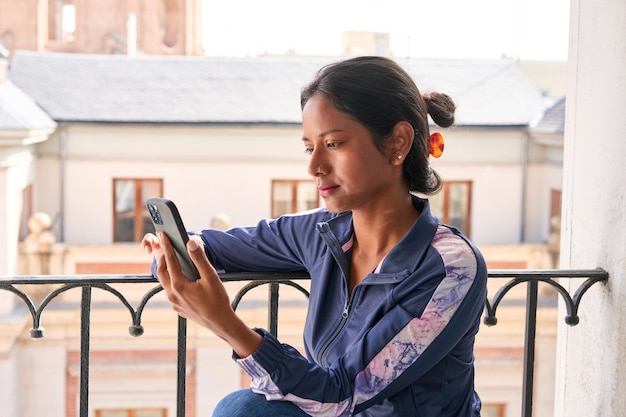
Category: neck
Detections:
[{"x1": 351, "y1": 195, "x2": 420, "y2": 255}]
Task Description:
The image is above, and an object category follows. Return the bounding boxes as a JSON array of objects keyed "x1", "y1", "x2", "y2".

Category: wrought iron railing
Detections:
[{"x1": 0, "y1": 269, "x2": 608, "y2": 417}]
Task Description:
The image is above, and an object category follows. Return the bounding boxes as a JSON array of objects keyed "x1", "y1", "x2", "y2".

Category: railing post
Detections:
[
  {"x1": 268, "y1": 282, "x2": 279, "y2": 337},
  {"x1": 177, "y1": 316, "x2": 187, "y2": 417},
  {"x1": 79, "y1": 286, "x2": 91, "y2": 417},
  {"x1": 521, "y1": 280, "x2": 538, "y2": 417}
]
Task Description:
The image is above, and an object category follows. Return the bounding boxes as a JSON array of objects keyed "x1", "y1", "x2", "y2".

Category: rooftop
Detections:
[
  {"x1": 6, "y1": 51, "x2": 550, "y2": 127},
  {"x1": 0, "y1": 80, "x2": 56, "y2": 131},
  {"x1": 530, "y1": 97, "x2": 566, "y2": 134}
]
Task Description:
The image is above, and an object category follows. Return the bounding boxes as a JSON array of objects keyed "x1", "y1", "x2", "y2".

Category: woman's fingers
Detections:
[
  {"x1": 154, "y1": 233, "x2": 229, "y2": 322},
  {"x1": 158, "y1": 232, "x2": 192, "y2": 295},
  {"x1": 157, "y1": 232, "x2": 187, "y2": 294},
  {"x1": 187, "y1": 237, "x2": 219, "y2": 280},
  {"x1": 155, "y1": 252, "x2": 172, "y2": 289},
  {"x1": 142, "y1": 233, "x2": 160, "y2": 254},
  {"x1": 146, "y1": 232, "x2": 260, "y2": 355}
]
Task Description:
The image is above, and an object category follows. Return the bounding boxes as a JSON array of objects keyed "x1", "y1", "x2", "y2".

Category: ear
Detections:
[{"x1": 389, "y1": 121, "x2": 414, "y2": 165}]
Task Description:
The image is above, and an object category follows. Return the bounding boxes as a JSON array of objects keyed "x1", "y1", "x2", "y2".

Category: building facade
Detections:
[
  {"x1": 0, "y1": 0, "x2": 203, "y2": 56},
  {"x1": 0, "y1": 50, "x2": 561, "y2": 417}
]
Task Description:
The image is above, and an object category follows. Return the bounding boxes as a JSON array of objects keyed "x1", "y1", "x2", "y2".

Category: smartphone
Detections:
[{"x1": 145, "y1": 197, "x2": 200, "y2": 281}]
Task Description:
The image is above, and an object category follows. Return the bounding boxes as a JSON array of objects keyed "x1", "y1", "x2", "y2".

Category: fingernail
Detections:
[{"x1": 188, "y1": 239, "x2": 199, "y2": 251}]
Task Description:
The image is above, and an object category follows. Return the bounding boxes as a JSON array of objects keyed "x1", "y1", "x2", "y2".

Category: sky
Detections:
[{"x1": 201, "y1": 0, "x2": 570, "y2": 61}]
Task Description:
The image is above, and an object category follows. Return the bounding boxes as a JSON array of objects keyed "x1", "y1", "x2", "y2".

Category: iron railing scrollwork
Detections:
[
  {"x1": 0, "y1": 269, "x2": 608, "y2": 417},
  {"x1": 484, "y1": 268, "x2": 608, "y2": 417}
]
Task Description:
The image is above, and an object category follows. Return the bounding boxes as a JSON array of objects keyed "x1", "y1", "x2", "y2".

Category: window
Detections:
[
  {"x1": 429, "y1": 181, "x2": 472, "y2": 237},
  {"x1": 271, "y1": 180, "x2": 320, "y2": 218},
  {"x1": 96, "y1": 409, "x2": 167, "y2": 417},
  {"x1": 550, "y1": 188, "x2": 562, "y2": 222},
  {"x1": 47, "y1": 0, "x2": 76, "y2": 44},
  {"x1": 113, "y1": 179, "x2": 163, "y2": 242},
  {"x1": 481, "y1": 403, "x2": 506, "y2": 417}
]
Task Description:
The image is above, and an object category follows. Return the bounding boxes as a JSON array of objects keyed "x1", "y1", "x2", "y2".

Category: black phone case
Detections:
[{"x1": 146, "y1": 197, "x2": 200, "y2": 281}]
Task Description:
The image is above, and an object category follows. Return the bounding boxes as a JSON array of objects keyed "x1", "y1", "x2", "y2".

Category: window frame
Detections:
[
  {"x1": 47, "y1": 0, "x2": 76, "y2": 45},
  {"x1": 481, "y1": 402, "x2": 506, "y2": 417},
  {"x1": 112, "y1": 178, "x2": 163, "y2": 242},
  {"x1": 271, "y1": 179, "x2": 320, "y2": 218},
  {"x1": 429, "y1": 180, "x2": 473, "y2": 238},
  {"x1": 550, "y1": 188, "x2": 562, "y2": 222}
]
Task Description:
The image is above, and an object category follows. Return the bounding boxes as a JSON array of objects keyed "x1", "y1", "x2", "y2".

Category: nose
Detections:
[{"x1": 307, "y1": 149, "x2": 327, "y2": 177}]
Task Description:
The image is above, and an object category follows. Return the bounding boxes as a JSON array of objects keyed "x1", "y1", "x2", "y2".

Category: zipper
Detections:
[
  {"x1": 316, "y1": 298, "x2": 351, "y2": 366},
  {"x1": 314, "y1": 221, "x2": 354, "y2": 366}
]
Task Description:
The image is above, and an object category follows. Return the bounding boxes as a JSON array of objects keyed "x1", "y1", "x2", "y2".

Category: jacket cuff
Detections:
[
  {"x1": 235, "y1": 328, "x2": 283, "y2": 379},
  {"x1": 151, "y1": 258, "x2": 158, "y2": 277}
]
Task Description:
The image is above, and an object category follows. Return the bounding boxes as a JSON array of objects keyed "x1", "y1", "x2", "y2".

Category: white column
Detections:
[
  {"x1": 0, "y1": 159, "x2": 17, "y2": 315},
  {"x1": 555, "y1": 0, "x2": 626, "y2": 415}
]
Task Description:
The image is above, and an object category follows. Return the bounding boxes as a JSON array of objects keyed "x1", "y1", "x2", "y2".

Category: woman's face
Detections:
[{"x1": 302, "y1": 94, "x2": 400, "y2": 214}]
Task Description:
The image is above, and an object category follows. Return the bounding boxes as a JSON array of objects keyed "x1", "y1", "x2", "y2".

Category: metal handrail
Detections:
[{"x1": 0, "y1": 268, "x2": 609, "y2": 417}]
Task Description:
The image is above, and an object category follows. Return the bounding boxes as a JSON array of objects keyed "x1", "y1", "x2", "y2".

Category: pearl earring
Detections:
[{"x1": 397, "y1": 155, "x2": 402, "y2": 159}]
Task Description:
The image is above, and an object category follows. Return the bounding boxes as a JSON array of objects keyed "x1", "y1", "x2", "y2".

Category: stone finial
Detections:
[
  {"x1": 210, "y1": 213, "x2": 231, "y2": 231},
  {"x1": 22, "y1": 212, "x2": 56, "y2": 274}
]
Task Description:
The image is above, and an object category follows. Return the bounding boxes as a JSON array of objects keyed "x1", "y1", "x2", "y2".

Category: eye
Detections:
[
  {"x1": 326, "y1": 141, "x2": 341, "y2": 149},
  {"x1": 304, "y1": 147, "x2": 314, "y2": 155}
]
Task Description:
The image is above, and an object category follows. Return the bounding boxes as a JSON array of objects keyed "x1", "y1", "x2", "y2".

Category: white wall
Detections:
[
  {"x1": 17, "y1": 346, "x2": 66, "y2": 417},
  {"x1": 0, "y1": 162, "x2": 8, "y2": 277},
  {"x1": 0, "y1": 145, "x2": 39, "y2": 314},
  {"x1": 0, "y1": 348, "x2": 18, "y2": 417},
  {"x1": 555, "y1": 0, "x2": 626, "y2": 415},
  {"x1": 40, "y1": 124, "x2": 534, "y2": 246},
  {"x1": 525, "y1": 163, "x2": 562, "y2": 243},
  {"x1": 53, "y1": 124, "x2": 309, "y2": 244},
  {"x1": 0, "y1": 147, "x2": 36, "y2": 275},
  {"x1": 434, "y1": 129, "x2": 527, "y2": 244}
]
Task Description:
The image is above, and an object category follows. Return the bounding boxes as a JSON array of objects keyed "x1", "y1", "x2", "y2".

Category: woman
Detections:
[{"x1": 143, "y1": 56, "x2": 487, "y2": 416}]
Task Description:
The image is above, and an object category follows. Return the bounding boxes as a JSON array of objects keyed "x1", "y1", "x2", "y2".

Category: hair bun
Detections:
[{"x1": 423, "y1": 92, "x2": 456, "y2": 128}]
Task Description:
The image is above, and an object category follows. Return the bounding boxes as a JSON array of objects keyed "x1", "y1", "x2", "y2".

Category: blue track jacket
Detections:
[{"x1": 197, "y1": 197, "x2": 487, "y2": 417}]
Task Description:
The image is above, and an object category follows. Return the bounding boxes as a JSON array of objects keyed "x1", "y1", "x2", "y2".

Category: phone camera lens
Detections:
[{"x1": 147, "y1": 204, "x2": 162, "y2": 224}]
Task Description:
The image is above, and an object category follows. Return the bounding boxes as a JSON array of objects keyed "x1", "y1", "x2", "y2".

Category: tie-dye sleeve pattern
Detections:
[
  {"x1": 237, "y1": 336, "x2": 354, "y2": 416},
  {"x1": 351, "y1": 227, "x2": 478, "y2": 409}
]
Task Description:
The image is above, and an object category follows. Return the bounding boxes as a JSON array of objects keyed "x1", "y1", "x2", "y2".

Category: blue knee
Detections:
[{"x1": 212, "y1": 389, "x2": 310, "y2": 417}]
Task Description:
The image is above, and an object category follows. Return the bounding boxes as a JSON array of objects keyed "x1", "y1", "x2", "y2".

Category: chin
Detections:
[{"x1": 323, "y1": 203, "x2": 349, "y2": 214}]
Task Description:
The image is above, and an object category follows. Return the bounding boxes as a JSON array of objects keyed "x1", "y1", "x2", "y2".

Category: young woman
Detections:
[{"x1": 143, "y1": 56, "x2": 487, "y2": 417}]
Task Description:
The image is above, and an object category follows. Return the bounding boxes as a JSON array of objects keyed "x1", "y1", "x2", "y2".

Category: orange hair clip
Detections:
[{"x1": 429, "y1": 132, "x2": 444, "y2": 158}]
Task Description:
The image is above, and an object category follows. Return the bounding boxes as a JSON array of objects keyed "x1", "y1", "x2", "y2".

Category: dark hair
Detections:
[{"x1": 301, "y1": 56, "x2": 455, "y2": 195}]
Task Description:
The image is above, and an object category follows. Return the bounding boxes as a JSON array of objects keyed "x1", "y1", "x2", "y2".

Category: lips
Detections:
[{"x1": 317, "y1": 184, "x2": 339, "y2": 198}]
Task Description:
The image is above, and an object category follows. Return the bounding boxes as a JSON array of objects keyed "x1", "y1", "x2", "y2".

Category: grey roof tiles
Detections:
[{"x1": 6, "y1": 51, "x2": 550, "y2": 127}]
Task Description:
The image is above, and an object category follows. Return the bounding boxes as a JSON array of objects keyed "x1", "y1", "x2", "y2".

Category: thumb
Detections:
[{"x1": 187, "y1": 238, "x2": 218, "y2": 277}]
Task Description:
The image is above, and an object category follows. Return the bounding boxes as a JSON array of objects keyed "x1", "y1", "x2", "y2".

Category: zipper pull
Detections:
[{"x1": 342, "y1": 300, "x2": 350, "y2": 318}]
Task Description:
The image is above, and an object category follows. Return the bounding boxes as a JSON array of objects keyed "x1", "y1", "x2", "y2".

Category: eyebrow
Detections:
[{"x1": 301, "y1": 128, "x2": 345, "y2": 142}]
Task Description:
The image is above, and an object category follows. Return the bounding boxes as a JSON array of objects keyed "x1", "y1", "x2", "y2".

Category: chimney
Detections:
[{"x1": 127, "y1": 13, "x2": 137, "y2": 56}]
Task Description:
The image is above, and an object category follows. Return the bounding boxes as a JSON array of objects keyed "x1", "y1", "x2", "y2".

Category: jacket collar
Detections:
[
  {"x1": 315, "y1": 196, "x2": 441, "y2": 275},
  {"x1": 379, "y1": 197, "x2": 440, "y2": 274}
]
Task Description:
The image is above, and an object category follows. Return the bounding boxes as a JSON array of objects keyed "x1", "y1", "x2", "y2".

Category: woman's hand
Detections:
[{"x1": 142, "y1": 232, "x2": 263, "y2": 357}]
